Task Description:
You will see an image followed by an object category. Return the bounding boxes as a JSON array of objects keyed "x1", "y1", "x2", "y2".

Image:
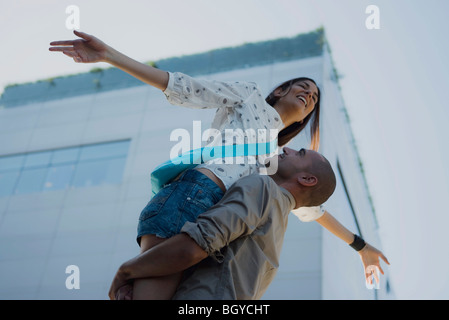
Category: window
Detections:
[
  {"x1": 0, "y1": 140, "x2": 130, "y2": 197},
  {"x1": 336, "y1": 160, "x2": 362, "y2": 236}
]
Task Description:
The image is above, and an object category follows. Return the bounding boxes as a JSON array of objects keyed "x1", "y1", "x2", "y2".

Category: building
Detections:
[{"x1": 0, "y1": 28, "x2": 393, "y2": 299}]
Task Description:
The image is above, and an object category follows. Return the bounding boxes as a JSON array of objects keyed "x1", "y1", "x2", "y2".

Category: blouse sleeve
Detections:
[
  {"x1": 291, "y1": 205, "x2": 326, "y2": 222},
  {"x1": 163, "y1": 72, "x2": 257, "y2": 109}
]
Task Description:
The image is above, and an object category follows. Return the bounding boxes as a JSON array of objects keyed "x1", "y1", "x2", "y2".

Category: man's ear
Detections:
[{"x1": 297, "y1": 174, "x2": 318, "y2": 187}]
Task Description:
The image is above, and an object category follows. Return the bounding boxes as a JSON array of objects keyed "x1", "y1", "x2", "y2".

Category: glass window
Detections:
[
  {"x1": 79, "y1": 140, "x2": 129, "y2": 161},
  {"x1": 24, "y1": 151, "x2": 52, "y2": 168},
  {"x1": 72, "y1": 159, "x2": 108, "y2": 188},
  {"x1": 15, "y1": 167, "x2": 48, "y2": 194},
  {"x1": 0, "y1": 140, "x2": 129, "y2": 197},
  {"x1": 0, "y1": 155, "x2": 25, "y2": 172},
  {"x1": 103, "y1": 157, "x2": 127, "y2": 184},
  {"x1": 51, "y1": 147, "x2": 80, "y2": 165},
  {"x1": 43, "y1": 164, "x2": 76, "y2": 192},
  {"x1": 0, "y1": 171, "x2": 20, "y2": 197}
]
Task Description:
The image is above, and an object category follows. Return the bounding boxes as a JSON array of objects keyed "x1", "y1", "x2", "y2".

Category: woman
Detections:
[{"x1": 50, "y1": 31, "x2": 389, "y2": 300}]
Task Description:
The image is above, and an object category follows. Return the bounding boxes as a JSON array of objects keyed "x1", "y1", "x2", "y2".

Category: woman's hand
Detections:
[
  {"x1": 50, "y1": 30, "x2": 169, "y2": 90},
  {"x1": 358, "y1": 243, "x2": 390, "y2": 285},
  {"x1": 49, "y1": 30, "x2": 110, "y2": 63}
]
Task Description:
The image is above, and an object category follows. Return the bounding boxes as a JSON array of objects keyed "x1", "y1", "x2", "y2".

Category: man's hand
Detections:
[
  {"x1": 49, "y1": 30, "x2": 109, "y2": 63},
  {"x1": 109, "y1": 268, "x2": 132, "y2": 300},
  {"x1": 358, "y1": 243, "x2": 390, "y2": 285},
  {"x1": 113, "y1": 283, "x2": 133, "y2": 300}
]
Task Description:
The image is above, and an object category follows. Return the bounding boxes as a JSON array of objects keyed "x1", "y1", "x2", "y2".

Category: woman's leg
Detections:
[{"x1": 131, "y1": 234, "x2": 183, "y2": 300}]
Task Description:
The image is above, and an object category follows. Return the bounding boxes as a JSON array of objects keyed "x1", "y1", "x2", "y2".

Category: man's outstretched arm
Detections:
[{"x1": 108, "y1": 233, "x2": 207, "y2": 299}]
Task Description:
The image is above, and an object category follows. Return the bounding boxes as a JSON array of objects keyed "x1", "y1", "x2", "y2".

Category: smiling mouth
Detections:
[{"x1": 297, "y1": 96, "x2": 307, "y2": 107}]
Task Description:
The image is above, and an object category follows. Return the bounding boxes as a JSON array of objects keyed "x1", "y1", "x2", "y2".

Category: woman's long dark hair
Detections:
[{"x1": 265, "y1": 77, "x2": 321, "y2": 151}]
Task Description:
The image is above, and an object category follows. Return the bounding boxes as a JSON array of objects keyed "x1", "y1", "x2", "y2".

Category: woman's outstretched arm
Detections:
[
  {"x1": 316, "y1": 210, "x2": 390, "y2": 285},
  {"x1": 49, "y1": 30, "x2": 169, "y2": 90}
]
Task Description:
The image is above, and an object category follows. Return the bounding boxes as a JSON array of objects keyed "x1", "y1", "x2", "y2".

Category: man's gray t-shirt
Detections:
[{"x1": 173, "y1": 174, "x2": 295, "y2": 300}]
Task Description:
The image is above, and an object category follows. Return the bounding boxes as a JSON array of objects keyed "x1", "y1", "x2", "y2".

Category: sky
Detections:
[{"x1": 1, "y1": 0, "x2": 448, "y2": 299}]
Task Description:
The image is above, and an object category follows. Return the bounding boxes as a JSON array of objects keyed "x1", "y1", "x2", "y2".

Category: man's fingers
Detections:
[{"x1": 115, "y1": 284, "x2": 133, "y2": 300}]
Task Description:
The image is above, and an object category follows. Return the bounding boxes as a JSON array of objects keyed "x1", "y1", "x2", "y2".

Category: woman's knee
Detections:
[{"x1": 139, "y1": 234, "x2": 167, "y2": 253}]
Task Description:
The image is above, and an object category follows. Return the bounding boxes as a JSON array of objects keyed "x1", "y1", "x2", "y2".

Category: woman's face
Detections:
[{"x1": 275, "y1": 80, "x2": 319, "y2": 122}]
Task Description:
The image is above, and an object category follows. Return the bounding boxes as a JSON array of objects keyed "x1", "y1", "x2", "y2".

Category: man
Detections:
[
  {"x1": 109, "y1": 148, "x2": 340, "y2": 299},
  {"x1": 109, "y1": 148, "x2": 390, "y2": 299}
]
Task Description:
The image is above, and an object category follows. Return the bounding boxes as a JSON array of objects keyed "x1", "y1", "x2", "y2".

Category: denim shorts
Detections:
[{"x1": 137, "y1": 169, "x2": 225, "y2": 245}]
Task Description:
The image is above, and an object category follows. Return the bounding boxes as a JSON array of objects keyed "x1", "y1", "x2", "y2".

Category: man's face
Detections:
[{"x1": 276, "y1": 147, "x2": 325, "y2": 176}]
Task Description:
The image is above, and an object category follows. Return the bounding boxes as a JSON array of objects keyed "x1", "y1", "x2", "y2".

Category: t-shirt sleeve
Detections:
[
  {"x1": 180, "y1": 176, "x2": 270, "y2": 262},
  {"x1": 163, "y1": 72, "x2": 257, "y2": 109},
  {"x1": 291, "y1": 205, "x2": 326, "y2": 222}
]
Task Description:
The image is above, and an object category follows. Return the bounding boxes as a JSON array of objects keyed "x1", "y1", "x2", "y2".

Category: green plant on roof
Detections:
[
  {"x1": 89, "y1": 67, "x2": 103, "y2": 73},
  {"x1": 145, "y1": 61, "x2": 158, "y2": 68}
]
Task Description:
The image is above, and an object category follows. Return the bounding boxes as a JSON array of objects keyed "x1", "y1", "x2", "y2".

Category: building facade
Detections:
[{"x1": 0, "y1": 29, "x2": 392, "y2": 299}]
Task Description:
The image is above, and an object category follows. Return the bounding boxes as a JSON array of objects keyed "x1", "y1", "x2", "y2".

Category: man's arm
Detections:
[
  {"x1": 316, "y1": 210, "x2": 390, "y2": 283},
  {"x1": 108, "y1": 233, "x2": 207, "y2": 299},
  {"x1": 109, "y1": 176, "x2": 268, "y2": 299}
]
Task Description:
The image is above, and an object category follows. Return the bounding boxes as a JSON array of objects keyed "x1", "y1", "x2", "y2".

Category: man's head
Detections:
[{"x1": 272, "y1": 147, "x2": 336, "y2": 208}]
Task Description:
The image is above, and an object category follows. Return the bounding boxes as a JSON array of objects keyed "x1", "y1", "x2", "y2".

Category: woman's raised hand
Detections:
[
  {"x1": 50, "y1": 30, "x2": 169, "y2": 91},
  {"x1": 49, "y1": 30, "x2": 109, "y2": 63}
]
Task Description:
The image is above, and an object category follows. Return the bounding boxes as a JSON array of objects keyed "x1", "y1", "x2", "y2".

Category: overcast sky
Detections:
[{"x1": 1, "y1": 0, "x2": 448, "y2": 299}]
